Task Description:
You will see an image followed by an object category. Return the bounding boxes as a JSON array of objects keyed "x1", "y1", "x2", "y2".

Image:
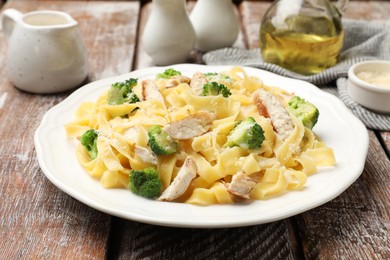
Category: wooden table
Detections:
[{"x1": 1, "y1": 1, "x2": 389, "y2": 259}]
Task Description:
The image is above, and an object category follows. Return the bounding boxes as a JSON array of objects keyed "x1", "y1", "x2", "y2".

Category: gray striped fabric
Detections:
[{"x1": 203, "y1": 19, "x2": 390, "y2": 130}]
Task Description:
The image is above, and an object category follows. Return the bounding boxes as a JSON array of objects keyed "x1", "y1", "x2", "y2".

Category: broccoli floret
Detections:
[
  {"x1": 156, "y1": 68, "x2": 181, "y2": 79},
  {"x1": 288, "y1": 96, "x2": 319, "y2": 129},
  {"x1": 148, "y1": 125, "x2": 178, "y2": 155},
  {"x1": 129, "y1": 167, "x2": 162, "y2": 198},
  {"x1": 107, "y1": 78, "x2": 139, "y2": 105},
  {"x1": 225, "y1": 117, "x2": 265, "y2": 149},
  {"x1": 125, "y1": 92, "x2": 140, "y2": 104},
  {"x1": 80, "y1": 129, "x2": 98, "y2": 159},
  {"x1": 202, "y1": 82, "x2": 231, "y2": 98}
]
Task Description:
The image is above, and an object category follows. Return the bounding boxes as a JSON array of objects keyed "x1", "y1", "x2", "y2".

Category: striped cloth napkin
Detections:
[{"x1": 203, "y1": 19, "x2": 390, "y2": 130}]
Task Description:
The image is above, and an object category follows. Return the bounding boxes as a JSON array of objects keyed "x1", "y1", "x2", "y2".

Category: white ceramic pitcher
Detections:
[
  {"x1": 142, "y1": 0, "x2": 196, "y2": 65},
  {"x1": 1, "y1": 9, "x2": 89, "y2": 93},
  {"x1": 190, "y1": 0, "x2": 239, "y2": 52}
]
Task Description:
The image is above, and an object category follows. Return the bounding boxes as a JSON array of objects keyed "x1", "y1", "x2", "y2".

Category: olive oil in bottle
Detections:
[{"x1": 260, "y1": 15, "x2": 344, "y2": 75}]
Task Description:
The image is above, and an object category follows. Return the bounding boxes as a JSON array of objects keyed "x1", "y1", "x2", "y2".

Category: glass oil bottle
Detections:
[{"x1": 260, "y1": 0, "x2": 348, "y2": 75}]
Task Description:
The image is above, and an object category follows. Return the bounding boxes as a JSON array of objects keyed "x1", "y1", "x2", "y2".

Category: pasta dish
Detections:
[{"x1": 65, "y1": 67, "x2": 335, "y2": 205}]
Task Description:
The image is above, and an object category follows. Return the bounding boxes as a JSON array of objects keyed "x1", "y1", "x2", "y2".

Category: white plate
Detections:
[{"x1": 34, "y1": 64, "x2": 369, "y2": 228}]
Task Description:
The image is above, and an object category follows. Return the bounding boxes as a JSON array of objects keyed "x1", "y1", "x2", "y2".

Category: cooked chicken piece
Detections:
[
  {"x1": 142, "y1": 80, "x2": 165, "y2": 103},
  {"x1": 166, "y1": 75, "x2": 191, "y2": 88},
  {"x1": 164, "y1": 112, "x2": 214, "y2": 140},
  {"x1": 254, "y1": 98, "x2": 270, "y2": 119},
  {"x1": 253, "y1": 89, "x2": 294, "y2": 141},
  {"x1": 158, "y1": 157, "x2": 197, "y2": 201},
  {"x1": 134, "y1": 145, "x2": 157, "y2": 165},
  {"x1": 227, "y1": 171, "x2": 257, "y2": 200},
  {"x1": 190, "y1": 72, "x2": 208, "y2": 95}
]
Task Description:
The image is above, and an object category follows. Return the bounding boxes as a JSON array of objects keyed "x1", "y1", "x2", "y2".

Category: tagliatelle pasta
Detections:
[{"x1": 65, "y1": 67, "x2": 336, "y2": 205}]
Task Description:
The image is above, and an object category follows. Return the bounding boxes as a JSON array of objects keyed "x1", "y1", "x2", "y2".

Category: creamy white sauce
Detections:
[{"x1": 356, "y1": 71, "x2": 390, "y2": 88}]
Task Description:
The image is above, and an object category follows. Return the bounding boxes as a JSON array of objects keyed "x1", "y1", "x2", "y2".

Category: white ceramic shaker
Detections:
[
  {"x1": 1, "y1": 9, "x2": 89, "y2": 94},
  {"x1": 143, "y1": 0, "x2": 196, "y2": 65},
  {"x1": 190, "y1": 0, "x2": 239, "y2": 52}
]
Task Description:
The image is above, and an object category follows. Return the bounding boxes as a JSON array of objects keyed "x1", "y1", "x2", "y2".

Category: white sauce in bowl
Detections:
[{"x1": 356, "y1": 71, "x2": 390, "y2": 88}]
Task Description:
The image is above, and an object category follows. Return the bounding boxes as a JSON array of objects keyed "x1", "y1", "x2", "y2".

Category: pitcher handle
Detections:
[
  {"x1": 335, "y1": 0, "x2": 349, "y2": 14},
  {"x1": 1, "y1": 9, "x2": 23, "y2": 42}
]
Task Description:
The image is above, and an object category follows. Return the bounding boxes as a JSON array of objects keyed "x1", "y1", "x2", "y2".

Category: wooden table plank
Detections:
[
  {"x1": 0, "y1": 1, "x2": 140, "y2": 259},
  {"x1": 112, "y1": 218, "x2": 301, "y2": 260},
  {"x1": 380, "y1": 132, "x2": 390, "y2": 156},
  {"x1": 239, "y1": 2, "x2": 270, "y2": 49}
]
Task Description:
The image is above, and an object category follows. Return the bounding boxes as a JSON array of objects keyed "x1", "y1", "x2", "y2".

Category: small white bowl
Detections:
[{"x1": 348, "y1": 60, "x2": 390, "y2": 113}]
